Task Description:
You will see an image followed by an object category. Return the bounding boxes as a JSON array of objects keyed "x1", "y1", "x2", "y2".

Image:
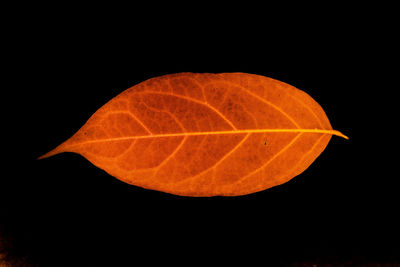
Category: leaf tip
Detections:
[
  {"x1": 37, "y1": 146, "x2": 64, "y2": 160},
  {"x1": 37, "y1": 151, "x2": 54, "y2": 160}
]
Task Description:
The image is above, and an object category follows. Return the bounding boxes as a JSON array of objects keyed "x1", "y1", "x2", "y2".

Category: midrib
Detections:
[{"x1": 78, "y1": 128, "x2": 348, "y2": 144}]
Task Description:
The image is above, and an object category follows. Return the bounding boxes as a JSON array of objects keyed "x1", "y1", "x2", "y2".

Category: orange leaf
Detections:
[{"x1": 39, "y1": 73, "x2": 348, "y2": 196}]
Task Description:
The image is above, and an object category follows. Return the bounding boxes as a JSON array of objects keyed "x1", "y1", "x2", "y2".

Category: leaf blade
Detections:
[{"x1": 39, "y1": 73, "x2": 348, "y2": 196}]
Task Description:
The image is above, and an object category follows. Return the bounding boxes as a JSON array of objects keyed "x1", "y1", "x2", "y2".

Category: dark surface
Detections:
[{"x1": 2, "y1": 9, "x2": 398, "y2": 267}]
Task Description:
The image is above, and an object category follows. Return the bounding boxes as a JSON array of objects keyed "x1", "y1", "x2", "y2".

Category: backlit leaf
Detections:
[{"x1": 39, "y1": 73, "x2": 348, "y2": 196}]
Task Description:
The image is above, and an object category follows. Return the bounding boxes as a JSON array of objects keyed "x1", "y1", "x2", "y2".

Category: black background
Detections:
[{"x1": 1, "y1": 6, "x2": 398, "y2": 267}]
